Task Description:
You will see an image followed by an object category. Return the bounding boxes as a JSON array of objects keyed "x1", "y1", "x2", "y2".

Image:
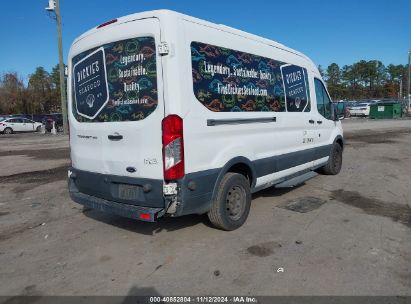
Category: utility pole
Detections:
[
  {"x1": 46, "y1": 0, "x2": 68, "y2": 134},
  {"x1": 399, "y1": 78, "x2": 402, "y2": 100}
]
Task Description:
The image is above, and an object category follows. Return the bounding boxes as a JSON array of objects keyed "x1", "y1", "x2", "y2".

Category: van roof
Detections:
[{"x1": 73, "y1": 9, "x2": 314, "y2": 68}]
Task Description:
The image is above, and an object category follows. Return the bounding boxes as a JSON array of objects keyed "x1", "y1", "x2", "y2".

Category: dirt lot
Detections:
[{"x1": 0, "y1": 119, "x2": 410, "y2": 296}]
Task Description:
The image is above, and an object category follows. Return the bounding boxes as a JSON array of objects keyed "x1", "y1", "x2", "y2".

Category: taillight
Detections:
[
  {"x1": 162, "y1": 115, "x2": 184, "y2": 180},
  {"x1": 139, "y1": 213, "x2": 151, "y2": 220}
]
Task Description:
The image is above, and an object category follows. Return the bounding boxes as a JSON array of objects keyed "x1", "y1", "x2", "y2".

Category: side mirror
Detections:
[{"x1": 332, "y1": 103, "x2": 344, "y2": 121}]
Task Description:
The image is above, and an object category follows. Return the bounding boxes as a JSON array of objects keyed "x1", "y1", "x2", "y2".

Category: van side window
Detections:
[
  {"x1": 314, "y1": 78, "x2": 332, "y2": 119},
  {"x1": 191, "y1": 42, "x2": 310, "y2": 113}
]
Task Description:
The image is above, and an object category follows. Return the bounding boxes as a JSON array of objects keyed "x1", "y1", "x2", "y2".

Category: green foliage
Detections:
[
  {"x1": 0, "y1": 65, "x2": 67, "y2": 114},
  {"x1": 324, "y1": 61, "x2": 407, "y2": 100},
  {"x1": 0, "y1": 72, "x2": 25, "y2": 114},
  {"x1": 27, "y1": 67, "x2": 56, "y2": 113}
]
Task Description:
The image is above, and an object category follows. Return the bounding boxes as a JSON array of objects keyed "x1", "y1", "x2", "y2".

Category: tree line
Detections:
[
  {"x1": 0, "y1": 60, "x2": 409, "y2": 114},
  {"x1": 319, "y1": 61, "x2": 408, "y2": 101},
  {"x1": 0, "y1": 65, "x2": 65, "y2": 115}
]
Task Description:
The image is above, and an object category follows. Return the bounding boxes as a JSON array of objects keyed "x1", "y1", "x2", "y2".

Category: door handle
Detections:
[
  {"x1": 309, "y1": 119, "x2": 315, "y2": 124},
  {"x1": 108, "y1": 133, "x2": 123, "y2": 141},
  {"x1": 317, "y1": 121, "x2": 323, "y2": 124}
]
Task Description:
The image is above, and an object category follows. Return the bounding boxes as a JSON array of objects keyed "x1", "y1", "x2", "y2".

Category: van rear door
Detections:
[{"x1": 68, "y1": 18, "x2": 164, "y2": 187}]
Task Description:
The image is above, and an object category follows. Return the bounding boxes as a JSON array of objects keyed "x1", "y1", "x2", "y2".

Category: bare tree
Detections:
[{"x1": 0, "y1": 72, "x2": 25, "y2": 114}]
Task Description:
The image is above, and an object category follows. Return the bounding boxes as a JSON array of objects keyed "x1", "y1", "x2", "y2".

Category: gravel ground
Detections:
[{"x1": 0, "y1": 119, "x2": 410, "y2": 296}]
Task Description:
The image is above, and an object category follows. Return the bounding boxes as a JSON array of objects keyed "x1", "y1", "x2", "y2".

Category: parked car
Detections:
[
  {"x1": 0, "y1": 114, "x2": 23, "y2": 120},
  {"x1": 27, "y1": 114, "x2": 49, "y2": 123},
  {"x1": 44, "y1": 114, "x2": 63, "y2": 132},
  {"x1": 0, "y1": 117, "x2": 42, "y2": 134},
  {"x1": 344, "y1": 101, "x2": 355, "y2": 116},
  {"x1": 335, "y1": 101, "x2": 352, "y2": 118},
  {"x1": 348, "y1": 102, "x2": 371, "y2": 117},
  {"x1": 68, "y1": 10, "x2": 344, "y2": 230}
]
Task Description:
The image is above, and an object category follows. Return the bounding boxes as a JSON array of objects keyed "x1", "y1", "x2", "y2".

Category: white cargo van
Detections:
[{"x1": 68, "y1": 10, "x2": 344, "y2": 230}]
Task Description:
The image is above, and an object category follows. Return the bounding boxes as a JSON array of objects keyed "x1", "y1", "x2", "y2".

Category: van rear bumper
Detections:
[
  {"x1": 68, "y1": 167, "x2": 164, "y2": 208},
  {"x1": 68, "y1": 167, "x2": 165, "y2": 222},
  {"x1": 69, "y1": 189, "x2": 165, "y2": 222}
]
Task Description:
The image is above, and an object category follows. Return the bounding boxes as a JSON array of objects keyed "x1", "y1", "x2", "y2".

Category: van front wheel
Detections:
[
  {"x1": 318, "y1": 143, "x2": 343, "y2": 175},
  {"x1": 208, "y1": 173, "x2": 251, "y2": 231}
]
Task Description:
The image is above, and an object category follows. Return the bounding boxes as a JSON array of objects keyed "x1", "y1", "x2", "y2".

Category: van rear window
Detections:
[
  {"x1": 191, "y1": 42, "x2": 310, "y2": 112},
  {"x1": 71, "y1": 37, "x2": 157, "y2": 122}
]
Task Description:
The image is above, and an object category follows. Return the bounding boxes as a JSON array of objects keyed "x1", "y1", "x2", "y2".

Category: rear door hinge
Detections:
[{"x1": 158, "y1": 42, "x2": 169, "y2": 56}]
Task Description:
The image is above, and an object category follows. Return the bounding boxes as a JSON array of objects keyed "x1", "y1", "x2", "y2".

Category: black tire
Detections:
[
  {"x1": 36, "y1": 126, "x2": 41, "y2": 132},
  {"x1": 318, "y1": 143, "x2": 343, "y2": 175},
  {"x1": 208, "y1": 172, "x2": 251, "y2": 231},
  {"x1": 3, "y1": 127, "x2": 13, "y2": 134}
]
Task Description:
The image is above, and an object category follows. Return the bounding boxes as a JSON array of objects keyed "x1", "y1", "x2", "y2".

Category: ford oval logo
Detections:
[{"x1": 126, "y1": 167, "x2": 136, "y2": 173}]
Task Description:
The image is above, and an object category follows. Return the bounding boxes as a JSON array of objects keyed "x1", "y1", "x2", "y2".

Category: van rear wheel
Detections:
[{"x1": 208, "y1": 173, "x2": 251, "y2": 231}]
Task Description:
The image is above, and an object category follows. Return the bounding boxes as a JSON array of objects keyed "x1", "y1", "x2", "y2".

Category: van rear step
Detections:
[
  {"x1": 70, "y1": 191, "x2": 165, "y2": 222},
  {"x1": 275, "y1": 171, "x2": 318, "y2": 188}
]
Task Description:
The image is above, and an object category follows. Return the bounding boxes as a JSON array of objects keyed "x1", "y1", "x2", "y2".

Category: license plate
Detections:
[{"x1": 118, "y1": 184, "x2": 139, "y2": 200}]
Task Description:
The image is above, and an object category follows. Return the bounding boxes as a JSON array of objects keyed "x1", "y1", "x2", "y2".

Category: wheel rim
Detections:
[
  {"x1": 5, "y1": 128, "x2": 11, "y2": 134},
  {"x1": 226, "y1": 185, "x2": 246, "y2": 221}
]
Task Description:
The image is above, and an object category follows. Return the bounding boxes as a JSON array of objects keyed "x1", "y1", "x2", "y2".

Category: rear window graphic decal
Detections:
[
  {"x1": 71, "y1": 37, "x2": 157, "y2": 122},
  {"x1": 73, "y1": 47, "x2": 109, "y2": 119}
]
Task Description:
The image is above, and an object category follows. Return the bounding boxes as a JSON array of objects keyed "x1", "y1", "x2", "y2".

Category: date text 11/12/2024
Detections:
[{"x1": 149, "y1": 296, "x2": 258, "y2": 303}]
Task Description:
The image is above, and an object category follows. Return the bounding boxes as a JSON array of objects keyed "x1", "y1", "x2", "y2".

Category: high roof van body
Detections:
[{"x1": 68, "y1": 10, "x2": 344, "y2": 230}]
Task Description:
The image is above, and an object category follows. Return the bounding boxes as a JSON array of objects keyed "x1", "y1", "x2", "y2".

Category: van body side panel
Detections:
[
  {"x1": 176, "y1": 20, "x2": 333, "y2": 213},
  {"x1": 168, "y1": 19, "x2": 342, "y2": 215}
]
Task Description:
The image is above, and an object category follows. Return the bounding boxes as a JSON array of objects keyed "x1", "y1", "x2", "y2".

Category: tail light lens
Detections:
[
  {"x1": 162, "y1": 115, "x2": 184, "y2": 180},
  {"x1": 139, "y1": 213, "x2": 151, "y2": 220}
]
